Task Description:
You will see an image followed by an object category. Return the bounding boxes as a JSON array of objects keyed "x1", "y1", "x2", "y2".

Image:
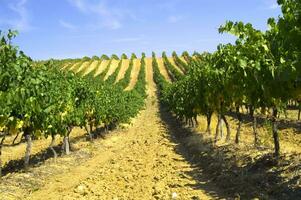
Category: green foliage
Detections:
[
  {"x1": 152, "y1": 1, "x2": 300, "y2": 156},
  {"x1": 273, "y1": 0, "x2": 301, "y2": 99},
  {"x1": 121, "y1": 53, "x2": 128, "y2": 59},
  {"x1": 111, "y1": 54, "x2": 119, "y2": 60},
  {"x1": 0, "y1": 31, "x2": 147, "y2": 165},
  {"x1": 105, "y1": 59, "x2": 122, "y2": 84},
  {"x1": 82, "y1": 60, "x2": 101, "y2": 78},
  {"x1": 172, "y1": 51, "x2": 189, "y2": 72},
  {"x1": 152, "y1": 52, "x2": 170, "y2": 96},
  {"x1": 117, "y1": 56, "x2": 135, "y2": 89},
  {"x1": 69, "y1": 60, "x2": 85, "y2": 73},
  {"x1": 182, "y1": 51, "x2": 193, "y2": 63},
  {"x1": 77, "y1": 60, "x2": 94, "y2": 76},
  {"x1": 92, "y1": 56, "x2": 100, "y2": 60},
  {"x1": 82, "y1": 56, "x2": 91, "y2": 61},
  {"x1": 100, "y1": 54, "x2": 110, "y2": 60},
  {"x1": 133, "y1": 54, "x2": 147, "y2": 99},
  {"x1": 131, "y1": 53, "x2": 137, "y2": 59},
  {"x1": 162, "y1": 52, "x2": 183, "y2": 81},
  {"x1": 96, "y1": 59, "x2": 112, "y2": 81}
]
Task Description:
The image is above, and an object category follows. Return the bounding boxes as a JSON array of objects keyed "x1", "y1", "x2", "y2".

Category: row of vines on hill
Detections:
[
  {"x1": 162, "y1": 52, "x2": 183, "y2": 81},
  {"x1": 117, "y1": 54, "x2": 136, "y2": 89},
  {"x1": 172, "y1": 51, "x2": 189, "y2": 73},
  {"x1": 154, "y1": 0, "x2": 301, "y2": 157},
  {"x1": 0, "y1": 31, "x2": 146, "y2": 176}
]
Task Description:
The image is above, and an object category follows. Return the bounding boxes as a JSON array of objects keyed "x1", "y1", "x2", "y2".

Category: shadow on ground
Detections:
[
  {"x1": 1, "y1": 127, "x2": 109, "y2": 176},
  {"x1": 158, "y1": 103, "x2": 301, "y2": 200},
  {"x1": 227, "y1": 111, "x2": 301, "y2": 133}
]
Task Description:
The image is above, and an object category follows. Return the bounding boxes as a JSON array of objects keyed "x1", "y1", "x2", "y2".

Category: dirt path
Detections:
[{"x1": 0, "y1": 57, "x2": 222, "y2": 200}]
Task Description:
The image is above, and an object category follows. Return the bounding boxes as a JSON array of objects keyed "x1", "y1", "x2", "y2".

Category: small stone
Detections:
[
  {"x1": 154, "y1": 175, "x2": 160, "y2": 181},
  {"x1": 171, "y1": 192, "x2": 178, "y2": 199},
  {"x1": 74, "y1": 184, "x2": 88, "y2": 195}
]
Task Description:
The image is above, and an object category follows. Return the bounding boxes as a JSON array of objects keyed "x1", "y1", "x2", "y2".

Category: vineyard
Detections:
[{"x1": 0, "y1": 0, "x2": 301, "y2": 199}]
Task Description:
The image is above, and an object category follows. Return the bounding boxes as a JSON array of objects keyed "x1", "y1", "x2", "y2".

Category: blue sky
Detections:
[{"x1": 0, "y1": 0, "x2": 281, "y2": 60}]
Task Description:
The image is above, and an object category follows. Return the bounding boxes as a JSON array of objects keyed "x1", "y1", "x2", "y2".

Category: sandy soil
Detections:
[
  {"x1": 61, "y1": 62, "x2": 72, "y2": 70},
  {"x1": 0, "y1": 56, "x2": 222, "y2": 200},
  {"x1": 68, "y1": 62, "x2": 80, "y2": 71},
  {"x1": 104, "y1": 59, "x2": 120, "y2": 81},
  {"x1": 180, "y1": 56, "x2": 188, "y2": 64},
  {"x1": 75, "y1": 61, "x2": 91, "y2": 74},
  {"x1": 115, "y1": 59, "x2": 130, "y2": 83},
  {"x1": 1, "y1": 57, "x2": 300, "y2": 200},
  {"x1": 94, "y1": 60, "x2": 109, "y2": 77},
  {"x1": 156, "y1": 57, "x2": 172, "y2": 82},
  {"x1": 196, "y1": 113, "x2": 301, "y2": 154},
  {"x1": 168, "y1": 57, "x2": 184, "y2": 74},
  {"x1": 125, "y1": 59, "x2": 141, "y2": 91},
  {"x1": 83, "y1": 60, "x2": 100, "y2": 76},
  {"x1": 1, "y1": 127, "x2": 86, "y2": 170}
]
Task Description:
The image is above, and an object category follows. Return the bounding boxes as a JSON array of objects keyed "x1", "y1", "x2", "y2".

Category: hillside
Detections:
[{"x1": 0, "y1": 52, "x2": 300, "y2": 199}]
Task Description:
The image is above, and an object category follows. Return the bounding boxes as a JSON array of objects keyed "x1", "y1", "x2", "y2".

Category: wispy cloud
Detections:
[
  {"x1": 0, "y1": 0, "x2": 33, "y2": 32},
  {"x1": 67, "y1": 0, "x2": 133, "y2": 30},
  {"x1": 167, "y1": 15, "x2": 183, "y2": 23},
  {"x1": 59, "y1": 20, "x2": 77, "y2": 30}
]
